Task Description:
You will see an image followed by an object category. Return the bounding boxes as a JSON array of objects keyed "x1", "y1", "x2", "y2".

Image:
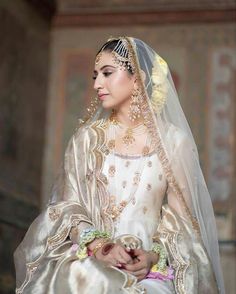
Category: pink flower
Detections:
[{"x1": 146, "y1": 266, "x2": 174, "y2": 281}]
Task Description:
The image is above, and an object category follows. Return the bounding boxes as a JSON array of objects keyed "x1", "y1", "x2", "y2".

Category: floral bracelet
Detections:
[
  {"x1": 75, "y1": 228, "x2": 111, "y2": 260},
  {"x1": 146, "y1": 243, "x2": 174, "y2": 281}
]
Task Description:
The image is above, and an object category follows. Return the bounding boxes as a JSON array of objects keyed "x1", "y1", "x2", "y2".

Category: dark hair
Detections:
[
  {"x1": 96, "y1": 39, "x2": 134, "y2": 75},
  {"x1": 97, "y1": 39, "x2": 120, "y2": 54}
]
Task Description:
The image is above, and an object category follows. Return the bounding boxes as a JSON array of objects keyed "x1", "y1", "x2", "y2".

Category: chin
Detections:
[{"x1": 102, "y1": 101, "x2": 115, "y2": 110}]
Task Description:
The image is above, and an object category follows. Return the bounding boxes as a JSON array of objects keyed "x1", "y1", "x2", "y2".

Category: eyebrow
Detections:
[{"x1": 93, "y1": 65, "x2": 116, "y2": 74}]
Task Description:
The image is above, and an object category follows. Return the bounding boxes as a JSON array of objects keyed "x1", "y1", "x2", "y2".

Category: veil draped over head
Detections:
[
  {"x1": 14, "y1": 37, "x2": 224, "y2": 294},
  {"x1": 79, "y1": 37, "x2": 224, "y2": 293}
]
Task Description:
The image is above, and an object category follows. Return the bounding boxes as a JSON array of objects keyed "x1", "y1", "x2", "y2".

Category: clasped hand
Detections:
[{"x1": 95, "y1": 243, "x2": 157, "y2": 281}]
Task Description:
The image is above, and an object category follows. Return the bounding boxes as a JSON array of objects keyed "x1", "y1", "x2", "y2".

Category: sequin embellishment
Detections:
[
  {"x1": 125, "y1": 161, "x2": 130, "y2": 167},
  {"x1": 133, "y1": 172, "x2": 141, "y2": 186},
  {"x1": 122, "y1": 181, "x2": 127, "y2": 188},
  {"x1": 108, "y1": 165, "x2": 116, "y2": 177},
  {"x1": 148, "y1": 161, "x2": 152, "y2": 167},
  {"x1": 147, "y1": 184, "x2": 152, "y2": 191}
]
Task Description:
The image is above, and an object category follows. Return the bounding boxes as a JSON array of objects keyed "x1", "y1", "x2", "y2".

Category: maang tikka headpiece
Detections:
[
  {"x1": 111, "y1": 38, "x2": 135, "y2": 74},
  {"x1": 96, "y1": 37, "x2": 136, "y2": 74}
]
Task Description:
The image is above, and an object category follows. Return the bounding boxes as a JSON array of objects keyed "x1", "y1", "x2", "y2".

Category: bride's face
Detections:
[{"x1": 93, "y1": 51, "x2": 135, "y2": 111}]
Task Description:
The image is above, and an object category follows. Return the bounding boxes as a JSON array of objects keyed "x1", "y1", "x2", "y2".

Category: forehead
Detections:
[{"x1": 94, "y1": 51, "x2": 116, "y2": 70}]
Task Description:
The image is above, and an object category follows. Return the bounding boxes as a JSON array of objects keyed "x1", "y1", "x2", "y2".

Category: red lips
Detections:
[{"x1": 98, "y1": 93, "x2": 109, "y2": 100}]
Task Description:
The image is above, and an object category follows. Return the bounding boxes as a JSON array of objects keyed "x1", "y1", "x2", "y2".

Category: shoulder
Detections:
[
  {"x1": 71, "y1": 118, "x2": 107, "y2": 145},
  {"x1": 165, "y1": 124, "x2": 196, "y2": 155},
  {"x1": 166, "y1": 124, "x2": 188, "y2": 145}
]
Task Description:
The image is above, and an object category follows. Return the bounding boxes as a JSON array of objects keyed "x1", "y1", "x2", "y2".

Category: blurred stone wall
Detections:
[{"x1": 0, "y1": 1, "x2": 50, "y2": 292}]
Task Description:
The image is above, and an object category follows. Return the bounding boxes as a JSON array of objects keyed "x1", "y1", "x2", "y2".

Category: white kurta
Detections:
[{"x1": 103, "y1": 151, "x2": 175, "y2": 293}]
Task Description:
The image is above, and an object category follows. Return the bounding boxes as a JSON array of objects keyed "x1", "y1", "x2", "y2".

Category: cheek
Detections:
[{"x1": 110, "y1": 73, "x2": 133, "y2": 94}]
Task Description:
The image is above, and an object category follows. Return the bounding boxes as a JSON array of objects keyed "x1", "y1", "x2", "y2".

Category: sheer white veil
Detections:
[
  {"x1": 135, "y1": 37, "x2": 224, "y2": 293},
  {"x1": 82, "y1": 37, "x2": 224, "y2": 293}
]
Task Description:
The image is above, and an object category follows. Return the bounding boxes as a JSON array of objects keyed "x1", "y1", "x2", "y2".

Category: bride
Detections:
[{"x1": 14, "y1": 37, "x2": 224, "y2": 294}]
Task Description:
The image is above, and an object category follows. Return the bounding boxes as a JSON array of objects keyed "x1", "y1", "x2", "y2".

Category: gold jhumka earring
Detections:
[{"x1": 128, "y1": 88, "x2": 142, "y2": 122}]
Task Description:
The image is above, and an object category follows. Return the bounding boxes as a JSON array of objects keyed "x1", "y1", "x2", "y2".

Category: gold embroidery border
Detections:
[
  {"x1": 16, "y1": 211, "x2": 91, "y2": 294},
  {"x1": 90, "y1": 119, "x2": 114, "y2": 235},
  {"x1": 162, "y1": 230, "x2": 189, "y2": 294}
]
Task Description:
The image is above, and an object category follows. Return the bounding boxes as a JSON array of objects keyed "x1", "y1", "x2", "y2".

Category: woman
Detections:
[{"x1": 14, "y1": 37, "x2": 224, "y2": 294}]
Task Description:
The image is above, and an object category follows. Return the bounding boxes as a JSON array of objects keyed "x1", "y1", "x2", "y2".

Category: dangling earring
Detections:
[{"x1": 128, "y1": 88, "x2": 142, "y2": 122}]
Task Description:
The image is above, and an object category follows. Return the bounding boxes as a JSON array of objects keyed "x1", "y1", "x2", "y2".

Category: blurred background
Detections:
[{"x1": 0, "y1": 0, "x2": 235, "y2": 293}]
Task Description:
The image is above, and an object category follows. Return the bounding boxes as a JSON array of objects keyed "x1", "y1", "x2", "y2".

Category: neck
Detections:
[{"x1": 113, "y1": 109, "x2": 144, "y2": 128}]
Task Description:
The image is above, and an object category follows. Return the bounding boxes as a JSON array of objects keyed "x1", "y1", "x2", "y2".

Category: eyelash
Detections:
[
  {"x1": 103, "y1": 72, "x2": 112, "y2": 77},
  {"x1": 92, "y1": 72, "x2": 112, "y2": 80}
]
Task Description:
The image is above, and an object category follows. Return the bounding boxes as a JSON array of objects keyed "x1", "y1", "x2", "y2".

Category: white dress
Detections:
[{"x1": 103, "y1": 151, "x2": 175, "y2": 293}]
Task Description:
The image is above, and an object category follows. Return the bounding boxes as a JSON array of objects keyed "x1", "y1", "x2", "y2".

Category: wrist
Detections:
[
  {"x1": 88, "y1": 238, "x2": 110, "y2": 256},
  {"x1": 75, "y1": 228, "x2": 111, "y2": 260},
  {"x1": 96, "y1": 242, "x2": 115, "y2": 257},
  {"x1": 87, "y1": 238, "x2": 105, "y2": 251},
  {"x1": 149, "y1": 251, "x2": 159, "y2": 267}
]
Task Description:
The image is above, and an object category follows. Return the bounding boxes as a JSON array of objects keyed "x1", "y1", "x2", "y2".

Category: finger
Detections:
[
  {"x1": 111, "y1": 245, "x2": 133, "y2": 263},
  {"x1": 118, "y1": 249, "x2": 133, "y2": 263},
  {"x1": 132, "y1": 248, "x2": 145, "y2": 257},
  {"x1": 104, "y1": 250, "x2": 127, "y2": 266},
  {"x1": 109, "y1": 245, "x2": 133, "y2": 265},
  {"x1": 126, "y1": 268, "x2": 147, "y2": 279},
  {"x1": 124, "y1": 260, "x2": 145, "y2": 272},
  {"x1": 131, "y1": 268, "x2": 148, "y2": 276}
]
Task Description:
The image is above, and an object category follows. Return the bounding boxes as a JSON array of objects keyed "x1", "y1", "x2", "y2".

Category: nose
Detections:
[{"x1": 93, "y1": 74, "x2": 103, "y2": 91}]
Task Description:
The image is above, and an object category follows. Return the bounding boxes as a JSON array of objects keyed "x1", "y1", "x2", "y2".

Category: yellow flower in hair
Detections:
[{"x1": 151, "y1": 55, "x2": 168, "y2": 113}]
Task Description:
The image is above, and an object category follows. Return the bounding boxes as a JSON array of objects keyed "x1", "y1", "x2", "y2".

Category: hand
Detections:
[
  {"x1": 94, "y1": 242, "x2": 134, "y2": 267},
  {"x1": 124, "y1": 248, "x2": 158, "y2": 281}
]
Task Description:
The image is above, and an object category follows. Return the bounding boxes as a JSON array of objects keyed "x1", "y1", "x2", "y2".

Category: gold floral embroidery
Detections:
[
  {"x1": 107, "y1": 197, "x2": 128, "y2": 220},
  {"x1": 143, "y1": 206, "x2": 148, "y2": 214},
  {"x1": 131, "y1": 197, "x2": 136, "y2": 205},
  {"x1": 47, "y1": 228, "x2": 68, "y2": 250},
  {"x1": 108, "y1": 165, "x2": 116, "y2": 177},
  {"x1": 107, "y1": 139, "x2": 115, "y2": 150},
  {"x1": 101, "y1": 146, "x2": 110, "y2": 156},
  {"x1": 142, "y1": 146, "x2": 150, "y2": 156},
  {"x1": 48, "y1": 207, "x2": 61, "y2": 221}
]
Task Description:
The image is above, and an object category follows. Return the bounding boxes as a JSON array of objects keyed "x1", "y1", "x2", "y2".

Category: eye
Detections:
[
  {"x1": 92, "y1": 76, "x2": 97, "y2": 80},
  {"x1": 103, "y1": 72, "x2": 112, "y2": 77}
]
